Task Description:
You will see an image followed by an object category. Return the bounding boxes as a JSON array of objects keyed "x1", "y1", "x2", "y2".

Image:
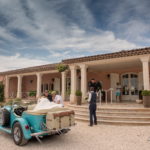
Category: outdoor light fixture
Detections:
[
  {"x1": 30, "y1": 80, "x2": 33, "y2": 83},
  {"x1": 107, "y1": 74, "x2": 110, "y2": 78}
]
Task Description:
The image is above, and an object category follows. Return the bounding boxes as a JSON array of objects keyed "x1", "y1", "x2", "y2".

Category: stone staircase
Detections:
[{"x1": 67, "y1": 104, "x2": 150, "y2": 126}]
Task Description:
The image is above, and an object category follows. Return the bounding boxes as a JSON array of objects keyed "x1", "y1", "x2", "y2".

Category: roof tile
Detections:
[
  {"x1": 1, "y1": 47, "x2": 150, "y2": 75},
  {"x1": 62, "y1": 47, "x2": 150, "y2": 64}
]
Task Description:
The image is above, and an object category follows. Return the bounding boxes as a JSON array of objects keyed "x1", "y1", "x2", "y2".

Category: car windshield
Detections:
[{"x1": 13, "y1": 100, "x2": 37, "y2": 107}]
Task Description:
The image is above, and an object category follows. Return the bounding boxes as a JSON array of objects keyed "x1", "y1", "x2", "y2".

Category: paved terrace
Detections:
[{"x1": 0, "y1": 122, "x2": 150, "y2": 150}]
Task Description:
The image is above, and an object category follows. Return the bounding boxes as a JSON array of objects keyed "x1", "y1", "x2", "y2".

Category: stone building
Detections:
[{"x1": 0, "y1": 47, "x2": 150, "y2": 103}]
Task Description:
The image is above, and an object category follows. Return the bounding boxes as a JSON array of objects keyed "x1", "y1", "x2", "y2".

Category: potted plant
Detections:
[
  {"x1": 56, "y1": 64, "x2": 68, "y2": 72},
  {"x1": 29, "y1": 91, "x2": 36, "y2": 99},
  {"x1": 75, "y1": 90, "x2": 82, "y2": 105},
  {"x1": 142, "y1": 90, "x2": 150, "y2": 107}
]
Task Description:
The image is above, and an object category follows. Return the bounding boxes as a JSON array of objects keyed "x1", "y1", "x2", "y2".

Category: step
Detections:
[
  {"x1": 75, "y1": 117, "x2": 150, "y2": 126},
  {"x1": 68, "y1": 104, "x2": 150, "y2": 125},
  {"x1": 67, "y1": 105, "x2": 150, "y2": 112},
  {"x1": 75, "y1": 113, "x2": 150, "y2": 122},
  {"x1": 69, "y1": 108, "x2": 150, "y2": 117}
]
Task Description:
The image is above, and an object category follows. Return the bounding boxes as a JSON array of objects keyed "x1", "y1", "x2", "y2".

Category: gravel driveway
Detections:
[{"x1": 0, "y1": 122, "x2": 150, "y2": 150}]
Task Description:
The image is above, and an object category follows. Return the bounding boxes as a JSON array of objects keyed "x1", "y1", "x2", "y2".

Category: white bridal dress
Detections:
[{"x1": 33, "y1": 97, "x2": 62, "y2": 111}]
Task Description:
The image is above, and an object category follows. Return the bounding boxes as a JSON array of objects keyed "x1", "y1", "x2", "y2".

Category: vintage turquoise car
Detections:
[{"x1": 0, "y1": 103, "x2": 75, "y2": 146}]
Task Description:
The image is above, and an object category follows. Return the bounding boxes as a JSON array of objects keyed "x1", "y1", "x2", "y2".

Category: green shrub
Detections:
[
  {"x1": 0, "y1": 82, "x2": 4, "y2": 102},
  {"x1": 29, "y1": 91, "x2": 36, "y2": 97},
  {"x1": 56, "y1": 64, "x2": 68, "y2": 72},
  {"x1": 142, "y1": 90, "x2": 150, "y2": 96},
  {"x1": 75, "y1": 90, "x2": 82, "y2": 96}
]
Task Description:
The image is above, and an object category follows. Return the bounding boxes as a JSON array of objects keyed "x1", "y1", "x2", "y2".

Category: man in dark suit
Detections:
[
  {"x1": 43, "y1": 90, "x2": 52, "y2": 102},
  {"x1": 88, "y1": 87, "x2": 97, "y2": 126},
  {"x1": 88, "y1": 79, "x2": 97, "y2": 92}
]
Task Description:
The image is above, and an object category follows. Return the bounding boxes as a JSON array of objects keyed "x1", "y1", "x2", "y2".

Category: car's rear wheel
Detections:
[
  {"x1": 12, "y1": 122, "x2": 28, "y2": 146},
  {"x1": 1, "y1": 109, "x2": 10, "y2": 126}
]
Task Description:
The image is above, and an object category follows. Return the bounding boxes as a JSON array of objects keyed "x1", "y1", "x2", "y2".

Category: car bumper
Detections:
[{"x1": 30, "y1": 128, "x2": 71, "y2": 137}]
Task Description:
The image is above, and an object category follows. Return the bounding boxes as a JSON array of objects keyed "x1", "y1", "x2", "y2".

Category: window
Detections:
[
  {"x1": 122, "y1": 74, "x2": 129, "y2": 95},
  {"x1": 122, "y1": 73, "x2": 138, "y2": 96}
]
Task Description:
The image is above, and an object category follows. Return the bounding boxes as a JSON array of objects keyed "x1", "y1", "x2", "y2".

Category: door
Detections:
[{"x1": 121, "y1": 73, "x2": 139, "y2": 101}]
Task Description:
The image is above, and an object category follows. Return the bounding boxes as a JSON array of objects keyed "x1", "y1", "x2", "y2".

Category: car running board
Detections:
[{"x1": 0, "y1": 126, "x2": 11, "y2": 134}]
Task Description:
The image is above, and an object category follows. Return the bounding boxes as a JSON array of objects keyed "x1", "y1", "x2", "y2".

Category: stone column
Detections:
[
  {"x1": 61, "y1": 71, "x2": 66, "y2": 101},
  {"x1": 80, "y1": 64, "x2": 88, "y2": 103},
  {"x1": 140, "y1": 56, "x2": 150, "y2": 90},
  {"x1": 5, "y1": 76, "x2": 10, "y2": 99},
  {"x1": 36, "y1": 73, "x2": 42, "y2": 98},
  {"x1": 110, "y1": 73, "x2": 119, "y2": 101},
  {"x1": 17, "y1": 75, "x2": 23, "y2": 98},
  {"x1": 70, "y1": 65, "x2": 77, "y2": 104}
]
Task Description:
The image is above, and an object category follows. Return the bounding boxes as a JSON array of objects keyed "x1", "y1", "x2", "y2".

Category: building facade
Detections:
[{"x1": 0, "y1": 47, "x2": 150, "y2": 103}]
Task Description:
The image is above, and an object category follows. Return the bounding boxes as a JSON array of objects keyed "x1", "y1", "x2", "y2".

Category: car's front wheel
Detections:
[{"x1": 12, "y1": 122, "x2": 28, "y2": 146}]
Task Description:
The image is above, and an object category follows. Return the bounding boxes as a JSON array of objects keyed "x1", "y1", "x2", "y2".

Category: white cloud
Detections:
[
  {"x1": 42, "y1": 26, "x2": 137, "y2": 52},
  {"x1": 117, "y1": 20, "x2": 150, "y2": 43},
  {"x1": 106, "y1": 0, "x2": 150, "y2": 45},
  {"x1": 0, "y1": 53, "x2": 50, "y2": 72},
  {"x1": 0, "y1": 26, "x2": 19, "y2": 43},
  {"x1": 0, "y1": 0, "x2": 144, "y2": 72},
  {"x1": 0, "y1": 0, "x2": 138, "y2": 52}
]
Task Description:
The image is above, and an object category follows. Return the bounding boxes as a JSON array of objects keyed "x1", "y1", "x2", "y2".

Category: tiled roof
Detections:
[
  {"x1": 0, "y1": 63, "x2": 60, "y2": 75},
  {"x1": 0, "y1": 47, "x2": 150, "y2": 75},
  {"x1": 62, "y1": 47, "x2": 150, "y2": 64}
]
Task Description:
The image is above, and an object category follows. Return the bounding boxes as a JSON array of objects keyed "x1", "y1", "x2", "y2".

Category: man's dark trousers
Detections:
[
  {"x1": 89, "y1": 92, "x2": 97, "y2": 126},
  {"x1": 89, "y1": 103, "x2": 97, "y2": 125}
]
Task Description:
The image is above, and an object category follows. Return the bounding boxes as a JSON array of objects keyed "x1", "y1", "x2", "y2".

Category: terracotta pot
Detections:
[
  {"x1": 76, "y1": 96, "x2": 81, "y2": 105},
  {"x1": 143, "y1": 96, "x2": 150, "y2": 107}
]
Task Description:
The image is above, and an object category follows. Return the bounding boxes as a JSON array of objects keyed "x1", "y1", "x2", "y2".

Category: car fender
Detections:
[
  {"x1": 12, "y1": 118, "x2": 32, "y2": 140},
  {"x1": 3, "y1": 105, "x2": 11, "y2": 112}
]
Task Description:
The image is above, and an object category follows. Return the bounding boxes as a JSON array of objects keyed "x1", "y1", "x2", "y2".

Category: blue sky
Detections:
[{"x1": 0, "y1": 0, "x2": 150, "y2": 71}]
